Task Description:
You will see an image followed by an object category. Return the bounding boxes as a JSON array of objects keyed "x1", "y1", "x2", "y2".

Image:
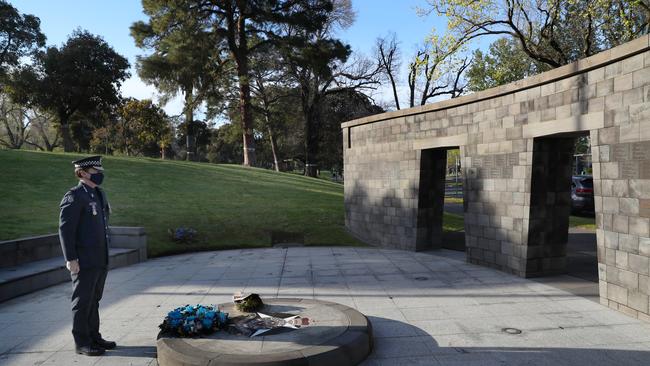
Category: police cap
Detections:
[{"x1": 72, "y1": 156, "x2": 104, "y2": 171}]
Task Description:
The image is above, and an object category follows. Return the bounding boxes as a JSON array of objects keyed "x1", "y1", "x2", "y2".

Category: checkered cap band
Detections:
[{"x1": 74, "y1": 159, "x2": 103, "y2": 170}]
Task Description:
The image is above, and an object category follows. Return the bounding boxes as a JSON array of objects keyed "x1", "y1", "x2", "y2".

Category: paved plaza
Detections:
[{"x1": 1, "y1": 247, "x2": 650, "y2": 365}]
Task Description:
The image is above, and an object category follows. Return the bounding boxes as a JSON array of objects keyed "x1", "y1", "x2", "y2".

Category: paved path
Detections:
[{"x1": 1, "y1": 247, "x2": 649, "y2": 366}]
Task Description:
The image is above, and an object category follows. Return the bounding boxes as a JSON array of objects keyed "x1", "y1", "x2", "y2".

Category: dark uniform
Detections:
[{"x1": 59, "y1": 156, "x2": 111, "y2": 349}]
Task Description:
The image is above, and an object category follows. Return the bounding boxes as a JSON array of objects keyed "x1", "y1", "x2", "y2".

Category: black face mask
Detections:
[{"x1": 90, "y1": 172, "x2": 104, "y2": 185}]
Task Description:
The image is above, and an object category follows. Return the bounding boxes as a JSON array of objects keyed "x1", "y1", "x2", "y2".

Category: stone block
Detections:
[
  {"x1": 629, "y1": 254, "x2": 650, "y2": 275},
  {"x1": 618, "y1": 267, "x2": 639, "y2": 288},
  {"x1": 541, "y1": 82, "x2": 555, "y2": 96},
  {"x1": 603, "y1": 196, "x2": 620, "y2": 213},
  {"x1": 616, "y1": 250, "x2": 629, "y2": 269},
  {"x1": 640, "y1": 237, "x2": 650, "y2": 257},
  {"x1": 618, "y1": 304, "x2": 638, "y2": 318},
  {"x1": 629, "y1": 217, "x2": 650, "y2": 237},
  {"x1": 605, "y1": 92, "x2": 624, "y2": 110},
  {"x1": 623, "y1": 53, "x2": 646, "y2": 74},
  {"x1": 620, "y1": 234, "x2": 640, "y2": 254},
  {"x1": 612, "y1": 180, "x2": 629, "y2": 197},
  {"x1": 606, "y1": 248, "x2": 617, "y2": 265},
  {"x1": 630, "y1": 102, "x2": 650, "y2": 124},
  {"x1": 601, "y1": 179, "x2": 613, "y2": 196},
  {"x1": 608, "y1": 283, "x2": 628, "y2": 305},
  {"x1": 620, "y1": 123, "x2": 640, "y2": 143},
  {"x1": 628, "y1": 290, "x2": 649, "y2": 313},
  {"x1": 605, "y1": 62, "x2": 622, "y2": 79},
  {"x1": 620, "y1": 198, "x2": 640, "y2": 216},
  {"x1": 614, "y1": 73, "x2": 634, "y2": 92},
  {"x1": 641, "y1": 274, "x2": 650, "y2": 296},
  {"x1": 588, "y1": 68, "x2": 605, "y2": 84},
  {"x1": 613, "y1": 215, "x2": 629, "y2": 234},
  {"x1": 630, "y1": 180, "x2": 650, "y2": 199},
  {"x1": 597, "y1": 79, "x2": 614, "y2": 97},
  {"x1": 623, "y1": 87, "x2": 644, "y2": 106},
  {"x1": 602, "y1": 162, "x2": 619, "y2": 179},
  {"x1": 599, "y1": 145, "x2": 610, "y2": 162},
  {"x1": 598, "y1": 127, "x2": 619, "y2": 145},
  {"x1": 633, "y1": 68, "x2": 650, "y2": 89}
]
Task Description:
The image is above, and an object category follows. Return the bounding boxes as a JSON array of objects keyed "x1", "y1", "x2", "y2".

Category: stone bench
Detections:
[{"x1": 0, "y1": 226, "x2": 147, "y2": 302}]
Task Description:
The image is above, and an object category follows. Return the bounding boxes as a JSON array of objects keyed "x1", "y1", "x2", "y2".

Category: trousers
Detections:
[{"x1": 70, "y1": 267, "x2": 108, "y2": 346}]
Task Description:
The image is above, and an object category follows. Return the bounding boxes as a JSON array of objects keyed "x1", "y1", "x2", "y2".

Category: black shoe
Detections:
[
  {"x1": 93, "y1": 338, "x2": 117, "y2": 350},
  {"x1": 75, "y1": 345, "x2": 105, "y2": 356}
]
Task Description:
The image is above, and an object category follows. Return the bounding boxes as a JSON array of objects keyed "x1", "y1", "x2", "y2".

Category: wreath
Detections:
[{"x1": 159, "y1": 304, "x2": 228, "y2": 337}]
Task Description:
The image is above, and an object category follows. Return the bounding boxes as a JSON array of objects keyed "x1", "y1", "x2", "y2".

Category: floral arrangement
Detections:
[
  {"x1": 169, "y1": 227, "x2": 197, "y2": 243},
  {"x1": 159, "y1": 304, "x2": 228, "y2": 337},
  {"x1": 234, "y1": 293, "x2": 264, "y2": 312}
]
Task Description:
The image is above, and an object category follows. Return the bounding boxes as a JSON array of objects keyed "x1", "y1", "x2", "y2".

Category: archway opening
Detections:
[
  {"x1": 416, "y1": 147, "x2": 465, "y2": 251},
  {"x1": 528, "y1": 133, "x2": 598, "y2": 301}
]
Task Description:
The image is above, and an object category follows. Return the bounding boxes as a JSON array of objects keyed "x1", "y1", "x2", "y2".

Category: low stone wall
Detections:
[
  {"x1": 0, "y1": 227, "x2": 147, "y2": 302},
  {"x1": 0, "y1": 234, "x2": 60, "y2": 268},
  {"x1": 0, "y1": 226, "x2": 147, "y2": 265},
  {"x1": 109, "y1": 226, "x2": 148, "y2": 262}
]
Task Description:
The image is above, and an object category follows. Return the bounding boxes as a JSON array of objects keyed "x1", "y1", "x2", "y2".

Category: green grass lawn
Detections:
[
  {"x1": 442, "y1": 211, "x2": 596, "y2": 232},
  {"x1": 0, "y1": 150, "x2": 362, "y2": 257}
]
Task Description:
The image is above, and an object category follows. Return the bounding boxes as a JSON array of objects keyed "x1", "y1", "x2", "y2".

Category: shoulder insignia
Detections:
[{"x1": 60, "y1": 192, "x2": 75, "y2": 206}]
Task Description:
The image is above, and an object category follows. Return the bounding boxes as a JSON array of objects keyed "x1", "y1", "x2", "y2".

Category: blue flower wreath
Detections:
[{"x1": 159, "y1": 304, "x2": 228, "y2": 337}]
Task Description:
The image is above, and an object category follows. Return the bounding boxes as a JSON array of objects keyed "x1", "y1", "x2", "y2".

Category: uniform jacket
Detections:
[{"x1": 58, "y1": 182, "x2": 110, "y2": 269}]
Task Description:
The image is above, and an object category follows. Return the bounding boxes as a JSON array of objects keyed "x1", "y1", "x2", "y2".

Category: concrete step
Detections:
[{"x1": 0, "y1": 248, "x2": 139, "y2": 303}]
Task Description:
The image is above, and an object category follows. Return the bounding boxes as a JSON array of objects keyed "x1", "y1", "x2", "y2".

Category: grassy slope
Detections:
[{"x1": 0, "y1": 150, "x2": 361, "y2": 256}]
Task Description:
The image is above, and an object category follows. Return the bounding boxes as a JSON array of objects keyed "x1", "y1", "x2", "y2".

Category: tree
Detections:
[
  {"x1": 466, "y1": 37, "x2": 551, "y2": 92},
  {"x1": 119, "y1": 99, "x2": 172, "y2": 158},
  {"x1": 317, "y1": 89, "x2": 383, "y2": 174},
  {"x1": 131, "y1": 9, "x2": 229, "y2": 161},
  {"x1": 0, "y1": 94, "x2": 29, "y2": 149},
  {"x1": 207, "y1": 121, "x2": 244, "y2": 164},
  {"x1": 157, "y1": 0, "x2": 340, "y2": 167},
  {"x1": 375, "y1": 33, "x2": 402, "y2": 110},
  {"x1": 375, "y1": 31, "x2": 469, "y2": 110},
  {"x1": 423, "y1": 0, "x2": 649, "y2": 68},
  {"x1": 24, "y1": 108, "x2": 60, "y2": 151},
  {"x1": 7, "y1": 30, "x2": 129, "y2": 152},
  {"x1": 176, "y1": 119, "x2": 212, "y2": 160},
  {"x1": 280, "y1": 0, "x2": 382, "y2": 176},
  {"x1": 249, "y1": 43, "x2": 291, "y2": 172},
  {"x1": 0, "y1": 1, "x2": 45, "y2": 78}
]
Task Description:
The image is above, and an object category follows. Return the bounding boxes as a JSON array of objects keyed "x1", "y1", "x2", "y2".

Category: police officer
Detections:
[{"x1": 59, "y1": 156, "x2": 116, "y2": 356}]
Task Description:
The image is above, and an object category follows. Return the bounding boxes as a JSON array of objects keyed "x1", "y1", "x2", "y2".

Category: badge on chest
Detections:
[{"x1": 89, "y1": 202, "x2": 98, "y2": 216}]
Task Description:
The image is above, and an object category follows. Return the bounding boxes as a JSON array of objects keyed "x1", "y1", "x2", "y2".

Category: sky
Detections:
[{"x1": 11, "y1": 0, "x2": 487, "y2": 117}]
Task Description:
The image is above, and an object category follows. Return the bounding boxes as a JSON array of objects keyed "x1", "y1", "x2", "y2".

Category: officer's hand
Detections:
[{"x1": 66, "y1": 260, "x2": 80, "y2": 274}]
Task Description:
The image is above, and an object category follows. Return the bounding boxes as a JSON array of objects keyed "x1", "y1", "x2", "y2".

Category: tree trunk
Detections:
[
  {"x1": 304, "y1": 108, "x2": 319, "y2": 178},
  {"x1": 184, "y1": 91, "x2": 195, "y2": 161},
  {"x1": 59, "y1": 116, "x2": 74, "y2": 152},
  {"x1": 235, "y1": 13, "x2": 256, "y2": 167},
  {"x1": 266, "y1": 120, "x2": 280, "y2": 172}
]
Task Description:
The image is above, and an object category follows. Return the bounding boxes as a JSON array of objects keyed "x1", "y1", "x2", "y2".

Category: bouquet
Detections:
[
  {"x1": 159, "y1": 304, "x2": 228, "y2": 337},
  {"x1": 169, "y1": 227, "x2": 197, "y2": 243}
]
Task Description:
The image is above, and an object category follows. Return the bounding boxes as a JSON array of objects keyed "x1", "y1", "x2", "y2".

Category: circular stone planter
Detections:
[{"x1": 157, "y1": 298, "x2": 373, "y2": 366}]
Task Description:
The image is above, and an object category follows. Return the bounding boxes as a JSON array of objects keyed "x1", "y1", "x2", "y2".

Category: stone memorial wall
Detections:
[{"x1": 342, "y1": 35, "x2": 650, "y2": 321}]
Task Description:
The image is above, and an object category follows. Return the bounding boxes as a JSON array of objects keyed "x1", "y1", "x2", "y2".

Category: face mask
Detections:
[{"x1": 90, "y1": 172, "x2": 104, "y2": 185}]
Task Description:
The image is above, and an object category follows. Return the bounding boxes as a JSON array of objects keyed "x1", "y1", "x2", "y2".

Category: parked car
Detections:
[{"x1": 571, "y1": 175, "x2": 594, "y2": 214}]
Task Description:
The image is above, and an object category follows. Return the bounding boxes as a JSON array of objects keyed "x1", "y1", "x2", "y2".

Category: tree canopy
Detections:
[
  {"x1": 7, "y1": 30, "x2": 129, "y2": 152},
  {"x1": 423, "y1": 0, "x2": 649, "y2": 68},
  {"x1": 0, "y1": 0, "x2": 45, "y2": 78}
]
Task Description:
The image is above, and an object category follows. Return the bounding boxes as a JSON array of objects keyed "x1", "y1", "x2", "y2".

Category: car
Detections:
[{"x1": 571, "y1": 175, "x2": 594, "y2": 214}]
